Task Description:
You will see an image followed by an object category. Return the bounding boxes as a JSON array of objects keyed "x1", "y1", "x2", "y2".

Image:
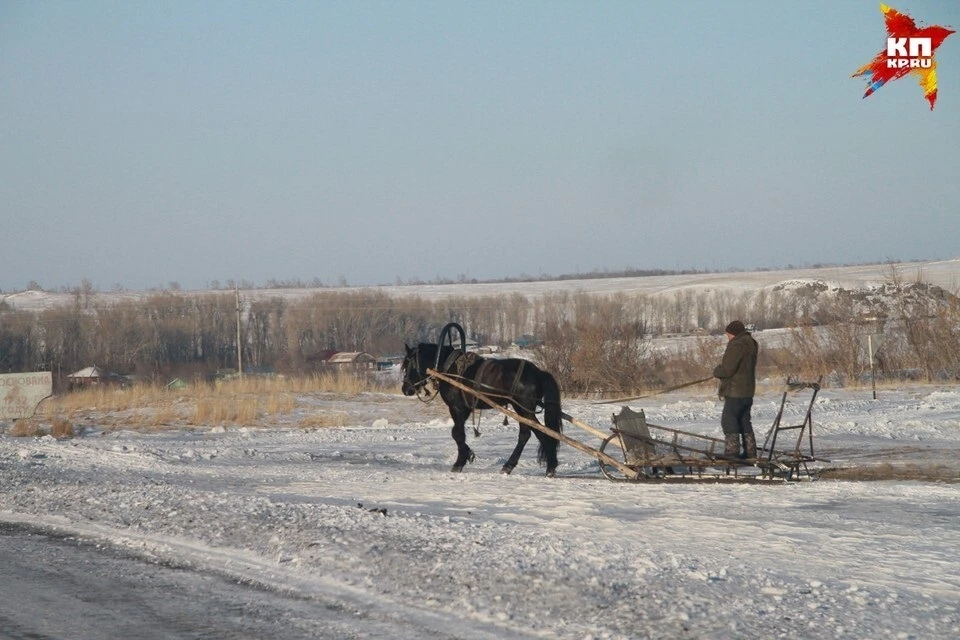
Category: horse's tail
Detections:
[
  {"x1": 537, "y1": 370, "x2": 563, "y2": 467},
  {"x1": 540, "y1": 371, "x2": 562, "y2": 434}
]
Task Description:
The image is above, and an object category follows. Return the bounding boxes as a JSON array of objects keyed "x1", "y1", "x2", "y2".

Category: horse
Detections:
[{"x1": 401, "y1": 342, "x2": 563, "y2": 476}]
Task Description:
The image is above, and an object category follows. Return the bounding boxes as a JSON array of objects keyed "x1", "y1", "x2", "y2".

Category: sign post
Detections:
[
  {"x1": 0, "y1": 372, "x2": 53, "y2": 421},
  {"x1": 867, "y1": 334, "x2": 884, "y2": 400}
]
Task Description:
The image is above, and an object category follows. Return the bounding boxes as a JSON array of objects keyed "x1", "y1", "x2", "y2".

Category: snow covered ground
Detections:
[{"x1": 2, "y1": 382, "x2": 959, "y2": 639}]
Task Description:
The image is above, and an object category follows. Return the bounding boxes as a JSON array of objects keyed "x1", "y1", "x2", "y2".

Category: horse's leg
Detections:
[
  {"x1": 449, "y1": 407, "x2": 475, "y2": 472},
  {"x1": 519, "y1": 406, "x2": 559, "y2": 477},
  {"x1": 501, "y1": 423, "x2": 531, "y2": 475},
  {"x1": 534, "y1": 425, "x2": 560, "y2": 477}
]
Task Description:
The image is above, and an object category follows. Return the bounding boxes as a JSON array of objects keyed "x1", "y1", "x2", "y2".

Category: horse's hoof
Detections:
[
  {"x1": 451, "y1": 464, "x2": 464, "y2": 473},
  {"x1": 500, "y1": 465, "x2": 514, "y2": 475},
  {"x1": 546, "y1": 470, "x2": 556, "y2": 478}
]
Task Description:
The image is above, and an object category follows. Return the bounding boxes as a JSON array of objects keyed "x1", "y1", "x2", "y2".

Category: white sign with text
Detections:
[{"x1": 0, "y1": 372, "x2": 53, "y2": 419}]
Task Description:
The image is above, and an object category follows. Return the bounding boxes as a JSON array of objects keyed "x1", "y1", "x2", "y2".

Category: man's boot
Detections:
[
  {"x1": 741, "y1": 431, "x2": 757, "y2": 460},
  {"x1": 723, "y1": 434, "x2": 741, "y2": 459}
]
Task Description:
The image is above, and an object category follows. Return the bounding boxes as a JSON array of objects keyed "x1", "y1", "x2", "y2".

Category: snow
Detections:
[
  {"x1": 4, "y1": 257, "x2": 959, "y2": 311},
  {"x1": 2, "y1": 384, "x2": 959, "y2": 638}
]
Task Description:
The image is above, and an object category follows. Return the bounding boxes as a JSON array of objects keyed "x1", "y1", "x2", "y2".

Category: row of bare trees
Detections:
[
  {"x1": 2, "y1": 277, "x2": 958, "y2": 393},
  {"x1": 786, "y1": 281, "x2": 960, "y2": 385}
]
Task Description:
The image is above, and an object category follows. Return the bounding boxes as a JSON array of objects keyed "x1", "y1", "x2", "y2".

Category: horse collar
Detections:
[{"x1": 444, "y1": 350, "x2": 479, "y2": 376}]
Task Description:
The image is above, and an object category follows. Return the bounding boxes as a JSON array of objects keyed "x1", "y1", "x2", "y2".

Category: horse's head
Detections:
[{"x1": 401, "y1": 343, "x2": 429, "y2": 397}]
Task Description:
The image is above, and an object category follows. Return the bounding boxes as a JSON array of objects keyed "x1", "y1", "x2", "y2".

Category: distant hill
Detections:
[{"x1": 3, "y1": 258, "x2": 959, "y2": 312}]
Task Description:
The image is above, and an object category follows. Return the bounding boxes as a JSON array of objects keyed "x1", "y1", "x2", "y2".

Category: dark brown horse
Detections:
[{"x1": 401, "y1": 341, "x2": 563, "y2": 476}]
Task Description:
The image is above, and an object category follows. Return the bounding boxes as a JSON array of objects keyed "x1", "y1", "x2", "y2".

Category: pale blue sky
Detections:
[{"x1": 2, "y1": 0, "x2": 958, "y2": 291}]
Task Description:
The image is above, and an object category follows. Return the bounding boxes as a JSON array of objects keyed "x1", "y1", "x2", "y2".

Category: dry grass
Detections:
[
  {"x1": 265, "y1": 392, "x2": 296, "y2": 414},
  {"x1": 820, "y1": 463, "x2": 959, "y2": 483},
  {"x1": 8, "y1": 419, "x2": 43, "y2": 438},
  {"x1": 190, "y1": 394, "x2": 260, "y2": 426},
  {"x1": 36, "y1": 374, "x2": 386, "y2": 431},
  {"x1": 7, "y1": 417, "x2": 75, "y2": 439},
  {"x1": 290, "y1": 372, "x2": 380, "y2": 395},
  {"x1": 296, "y1": 412, "x2": 352, "y2": 428},
  {"x1": 51, "y1": 418, "x2": 75, "y2": 438}
]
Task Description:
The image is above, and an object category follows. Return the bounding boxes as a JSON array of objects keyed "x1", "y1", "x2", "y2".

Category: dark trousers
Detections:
[
  {"x1": 721, "y1": 397, "x2": 753, "y2": 436},
  {"x1": 721, "y1": 397, "x2": 756, "y2": 458}
]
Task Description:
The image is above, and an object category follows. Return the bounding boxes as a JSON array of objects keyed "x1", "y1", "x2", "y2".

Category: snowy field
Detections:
[
  {"x1": 1, "y1": 383, "x2": 959, "y2": 639},
  {"x1": 4, "y1": 258, "x2": 959, "y2": 310}
]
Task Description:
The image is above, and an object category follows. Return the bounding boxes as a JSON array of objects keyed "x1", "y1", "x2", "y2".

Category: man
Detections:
[{"x1": 713, "y1": 320, "x2": 759, "y2": 459}]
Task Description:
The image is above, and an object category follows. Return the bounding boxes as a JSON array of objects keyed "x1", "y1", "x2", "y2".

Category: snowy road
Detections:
[
  {"x1": 1, "y1": 523, "x2": 341, "y2": 640},
  {"x1": 0, "y1": 521, "x2": 510, "y2": 640}
]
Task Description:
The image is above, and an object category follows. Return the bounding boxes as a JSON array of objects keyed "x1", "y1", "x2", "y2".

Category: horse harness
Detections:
[
  {"x1": 442, "y1": 350, "x2": 484, "y2": 411},
  {"x1": 443, "y1": 351, "x2": 535, "y2": 417},
  {"x1": 410, "y1": 347, "x2": 539, "y2": 429},
  {"x1": 405, "y1": 347, "x2": 475, "y2": 402},
  {"x1": 406, "y1": 348, "x2": 438, "y2": 401}
]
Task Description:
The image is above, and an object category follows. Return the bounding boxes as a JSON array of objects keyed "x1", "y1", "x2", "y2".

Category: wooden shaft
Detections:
[
  {"x1": 427, "y1": 369, "x2": 639, "y2": 480},
  {"x1": 560, "y1": 411, "x2": 610, "y2": 440},
  {"x1": 592, "y1": 376, "x2": 714, "y2": 405}
]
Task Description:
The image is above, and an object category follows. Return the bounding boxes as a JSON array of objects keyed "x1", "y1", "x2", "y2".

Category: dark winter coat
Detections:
[{"x1": 713, "y1": 331, "x2": 758, "y2": 398}]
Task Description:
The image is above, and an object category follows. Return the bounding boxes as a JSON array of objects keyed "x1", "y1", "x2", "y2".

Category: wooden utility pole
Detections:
[{"x1": 235, "y1": 286, "x2": 243, "y2": 378}]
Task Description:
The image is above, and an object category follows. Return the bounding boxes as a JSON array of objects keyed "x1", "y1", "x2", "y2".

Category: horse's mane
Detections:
[{"x1": 415, "y1": 342, "x2": 456, "y2": 371}]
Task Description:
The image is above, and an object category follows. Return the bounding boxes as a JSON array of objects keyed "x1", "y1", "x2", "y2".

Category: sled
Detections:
[{"x1": 596, "y1": 381, "x2": 824, "y2": 482}]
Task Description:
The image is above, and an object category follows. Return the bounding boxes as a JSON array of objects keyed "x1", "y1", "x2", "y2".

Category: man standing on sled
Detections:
[{"x1": 713, "y1": 320, "x2": 758, "y2": 459}]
